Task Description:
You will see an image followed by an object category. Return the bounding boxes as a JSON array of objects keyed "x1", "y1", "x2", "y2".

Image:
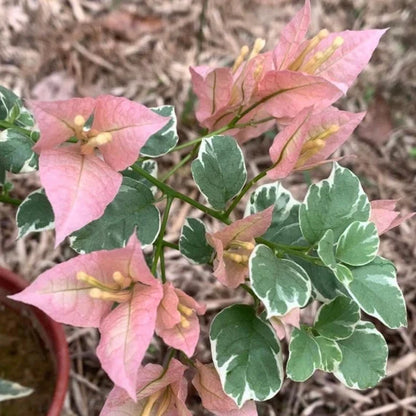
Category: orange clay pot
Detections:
[{"x1": 0, "y1": 267, "x2": 69, "y2": 416}]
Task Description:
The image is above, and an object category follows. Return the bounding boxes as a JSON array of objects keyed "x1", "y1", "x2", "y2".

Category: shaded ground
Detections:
[{"x1": 0, "y1": 0, "x2": 415, "y2": 415}]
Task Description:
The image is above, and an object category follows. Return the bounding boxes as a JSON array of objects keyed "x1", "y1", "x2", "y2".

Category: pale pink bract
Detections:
[
  {"x1": 370, "y1": 200, "x2": 415, "y2": 235},
  {"x1": 192, "y1": 361, "x2": 258, "y2": 416},
  {"x1": 100, "y1": 359, "x2": 192, "y2": 416},
  {"x1": 270, "y1": 307, "x2": 301, "y2": 340},
  {"x1": 156, "y1": 282, "x2": 206, "y2": 357},
  {"x1": 30, "y1": 95, "x2": 167, "y2": 245},
  {"x1": 9, "y1": 234, "x2": 163, "y2": 400},
  {"x1": 190, "y1": 0, "x2": 385, "y2": 145},
  {"x1": 268, "y1": 106, "x2": 365, "y2": 179},
  {"x1": 206, "y1": 207, "x2": 273, "y2": 288}
]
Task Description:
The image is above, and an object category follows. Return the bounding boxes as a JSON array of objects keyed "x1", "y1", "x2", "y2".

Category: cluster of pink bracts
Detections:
[{"x1": 9, "y1": 1, "x2": 413, "y2": 415}]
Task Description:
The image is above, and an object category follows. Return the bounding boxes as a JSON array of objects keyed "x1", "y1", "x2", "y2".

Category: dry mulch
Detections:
[{"x1": 0, "y1": 0, "x2": 415, "y2": 415}]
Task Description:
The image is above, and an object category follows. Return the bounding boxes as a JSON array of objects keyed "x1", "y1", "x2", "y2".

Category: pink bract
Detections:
[
  {"x1": 270, "y1": 307, "x2": 301, "y2": 341},
  {"x1": 156, "y1": 282, "x2": 206, "y2": 357},
  {"x1": 30, "y1": 95, "x2": 168, "y2": 245},
  {"x1": 9, "y1": 234, "x2": 163, "y2": 400},
  {"x1": 272, "y1": 1, "x2": 387, "y2": 94},
  {"x1": 192, "y1": 361, "x2": 258, "y2": 416},
  {"x1": 256, "y1": 70, "x2": 341, "y2": 119},
  {"x1": 30, "y1": 97, "x2": 96, "y2": 152},
  {"x1": 206, "y1": 207, "x2": 273, "y2": 288},
  {"x1": 273, "y1": 0, "x2": 311, "y2": 71},
  {"x1": 39, "y1": 146, "x2": 122, "y2": 245},
  {"x1": 190, "y1": 50, "x2": 276, "y2": 144},
  {"x1": 302, "y1": 29, "x2": 388, "y2": 94},
  {"x1": 370, "y1": 200, "x2": 415, "y2": 235},
  {"x1": 267, "y1": 106, "x2": 365, "y2": 179},
  {"x1": 190, "y1": 0, "x2": 385, "y2": 143},
  {"x1": 100, "y1": 359, "x2": 191, "y2": 416}
]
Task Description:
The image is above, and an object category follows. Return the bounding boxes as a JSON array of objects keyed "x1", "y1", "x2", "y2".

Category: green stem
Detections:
[
  {"x1": 225, "y1": 170, "x2": 268, "y2": 217},
  {"x1": 167, "y1": 124, "x2": 232, "y2": 155},
  {"x1": 256, "y1": 237, "x2": 308, "y2": 253},
  {"x1": 163, "y1": 348, "x2": 177, "y2": 368},
  {"x1": 152, "y1": 196, "x2": 174, "y2": 279},
  {"x1": 132, "y1": 163, "x2": 230, "y2": 223},
  {"x1": 288, "y1": 251, "x2": 323, "y2": 266},
  {"x1": 161, "y1": 143, "x2": 200, "y2": 182},
  {"x1": 169, "y1": 137, "x2": 204, "y2": 153},
  {"x1": 232, "y1": 116, "x2": 275, "y2": 130},
  {"x1": 133, "y1": 164, "x2": 320, "y2": 265},
  {"x1": 160, "y1": 248, "x2": 166, "y2": 283},
  {"x1": 179, "y1": 351, "x2": 196, "y2": 367},
  {"x1": 0, "y1": 194, "x2": 21, "y2": 206},
  {"x1": 257, "y1": 237, "x2": 322, "y2": 265},
  {"x1": 162, "y1": 240, "x2": 179, "y2": 250},
  {"x1": 241, "y1": 283, "x2": 260, "y2": 308}
]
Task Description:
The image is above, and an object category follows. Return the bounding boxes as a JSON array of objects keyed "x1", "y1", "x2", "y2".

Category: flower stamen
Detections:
[
  {"x1": 232, "y1": 45, "x2": 250, "y2": 73},
  {"x1": 232, "y1": 37, "x2": 265, "y2": 75},
  {"x1": 180, "y1": 315, "x2": 191, "y2": 328},
  {"x1": 300, "y1": 36, "x2": 344, "y2": 74},
  {"x1": 155, "y1": 390, "x2": 171, "y2": 416},
  {"x1": 89, "y1": 288, "x2": 132, "y2": 303},
  {"x1": 141, "y1": 390, "x2": 163, "y2": 416},
  {"x1": 77, "y1": 270, "x2": 133, "y2": 302},
  {"x1": 76, "y1": 271, "x2": 118, "y2": 291},
  {"x1": 223, "y1": 251, "x2": 250, "y2": 265},
  {"x1": 80, "y1": 132, "x2": 112, "y2": 155},
  {"x1": 248, "y1": 38, "x2": 266, "y2": 60},
  {"x1": 178, "y1": 303, "x2": 193, "y2": 317},
  {"x1": 73, "y1": 115, "x2": 86, "y2": 139},
  {"x1": 289, "y1": 29, "x2": 329, "y2": 71},
  {"x1": 295, "y1": 124, "x2": 339, "y2": 167},
  {"x1": 228, "y1": 240, "x2": 255, "y2": 251},
  {"x1": 177, "y1": 303, "x2": 194, "y2": 328},
  {"x1": 112, "y1": 271, "x2": 132, "y2": 289}
]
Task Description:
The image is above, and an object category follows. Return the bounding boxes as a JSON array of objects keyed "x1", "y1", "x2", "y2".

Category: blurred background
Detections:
[{"x1": 0, "y1": 0, "x2": 415, "y2": 415}]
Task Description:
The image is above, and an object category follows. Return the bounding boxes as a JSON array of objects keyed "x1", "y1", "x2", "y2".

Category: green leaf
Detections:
[
  {"x1": 0, "y1": 168, "x2": 5, "y2": 185},
  {"x1": 0, "y1": 86, "x2": 35, "y2": 128},
  {"x1": 315, "y1": 336, "x2": 342, "y2": 372},
  {"x1": 314, "y1": 296, "x2": 360, "y2": 340},
  {"x1": 191, "y1": 135, "x2": 247, "y2": 210},
  {"x1": 245, "y1": 182, "x2": 305, "y2": 245},
  {"x1": 140, "y1": 106, "x2": 179, "y2": 157},
  {"x1": 295, "y1": 258, "x2": 348, "y2": 302},
  {"x1": 179, "y1": 217, "x2": 213, "y2": 264},
  {"x1": 300, "y1": 163, "x2": 370, "y2": 244},
  {"x1": 333, "y1": 263, "x2": 353, "y2": 285},
  {"x1": 286, "y1": 326, "x2": 321, "y2": 382},
  {"x1": 250, "y1": 245, "x2": 311, "y2": 317},
  {"x1": 16, "y1": 189, "x2": 54, "y2": 238},
  {"x1": 0, "y1": 129, "x2": 38, "y2": 173},
  {"x1": 316, "y1": 230, "x2": 353, "y2": 285},
  {"x1": 0, "y1": 378, "x2": 33, "y2": 402},
  {"x1": 210, "y1": 304, "x2": 283, "y2": 407},
  {"x1": 70, "y1": 177, "x2": 160, "y2": 253},
  {"x1": 317, "y1": 229, "x2": 337, "y2": 268},
  {"x1": 122, "y1": 159, "x2": 158, "y2": 194},
  {"x1": 334, "y1": 321, "x2": 388, "y2": 389},
  {"x1": 346, "y1": 256, "x2": 407, "y2": 328},
  {"x1": 336, "y1": 221, "x2": 379, "y2": 266}
]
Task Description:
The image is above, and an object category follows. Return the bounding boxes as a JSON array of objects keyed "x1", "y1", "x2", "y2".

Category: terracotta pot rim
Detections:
[{"x1": 0, "y1": 267, "x2": 70, "y2": 416}]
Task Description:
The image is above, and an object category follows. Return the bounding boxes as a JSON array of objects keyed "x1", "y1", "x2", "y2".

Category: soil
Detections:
[{"x1": 0, "y1": 296, "x2": 56, "y2": 416}]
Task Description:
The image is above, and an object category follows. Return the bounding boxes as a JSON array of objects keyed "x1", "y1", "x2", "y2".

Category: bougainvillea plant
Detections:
[{"x1": 1, "y1": 1, "x2": 414, "y2": 414}]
